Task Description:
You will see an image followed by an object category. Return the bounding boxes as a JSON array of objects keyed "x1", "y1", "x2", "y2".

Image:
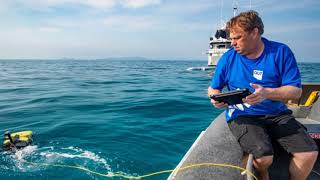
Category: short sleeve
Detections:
[
  {"x1": 210, "y1": 55, "x2": 227, "y2": 90},
  {"x1": 279, "y1": 46, "x2": 301, "y2": 88}
]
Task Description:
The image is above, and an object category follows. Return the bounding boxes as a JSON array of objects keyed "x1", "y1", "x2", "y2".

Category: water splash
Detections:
[
  {"x1": 0, "y1": 145, "x2": 133, "y2": 179},
  {"x1": 39, "y1": 146, "x2": 110, "y2": 171},
  {"x1": 13, "y1": 145, "x2": 38, "y2": 170}
]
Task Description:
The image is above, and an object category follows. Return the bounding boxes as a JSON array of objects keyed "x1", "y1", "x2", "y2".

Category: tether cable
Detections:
[{"x1": 22, "y1": 160, "x2": 258, "y2": 180}]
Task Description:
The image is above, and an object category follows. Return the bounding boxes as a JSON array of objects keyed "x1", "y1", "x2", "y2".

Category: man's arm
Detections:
[
  {"x1": 244, "y1": 84, "x2": 302, "y2": 105},
  {"x1": 208, "y1": 86, "x2": 221, "y2": 97},
  {"x1": 265, "y1": 85, "x2": 302, "y2": 101},
  {"x1": 208, "y1": 86, "x2": 228, "y2": 109}
]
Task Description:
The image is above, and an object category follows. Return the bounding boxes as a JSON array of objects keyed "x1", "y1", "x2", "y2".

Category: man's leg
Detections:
[
  {"x1": 228, "y1": 116, "x2": 274, "y2": 180},
  {"x1": 289, "y1": 151, "x2": 318, "y2": 180},
  {"x1": 269, "y1": 114, "x2": 319, "y2": 180},
  {"x1": 253, "y1": 155, "x2": 273, "y2": 180}
]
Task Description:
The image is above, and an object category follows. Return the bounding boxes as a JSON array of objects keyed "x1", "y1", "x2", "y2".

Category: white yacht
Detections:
[
  {"x1": 186, "y1": 3, "x2": 234, "y2": 70},
  {"x1": 207, "y1": 4, "x2": 240, "y2": 66},
  {"x1": 207, "y1": 28, "x2": 231, "y2": 66}
]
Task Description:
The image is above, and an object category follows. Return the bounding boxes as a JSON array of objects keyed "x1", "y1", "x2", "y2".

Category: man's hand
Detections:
[
  {"x1": 243, "y1": 83, "x2": 267, "y2": 105},
  {"x1": 243, "y1": 83, "x2": 302, "y2": 105},
  {"x1": 208, "y1": 87, "x2": 228, "y2": 109},
  {"x1": 210, "y1": 99, "x2": 228, "y2": 109}
]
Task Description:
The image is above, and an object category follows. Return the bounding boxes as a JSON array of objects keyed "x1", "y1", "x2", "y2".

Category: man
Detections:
[{"x1": 208, "y1": 10, "x2": 318, "y2": 180}]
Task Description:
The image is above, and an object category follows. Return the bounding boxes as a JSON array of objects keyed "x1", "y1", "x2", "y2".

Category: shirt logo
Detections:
[
  {"x1": 253, "y1": 70, "x2": 263, "y2": 80},
  {"x1": 227, "y1": 103, "x2": 251, "y2": 118}
]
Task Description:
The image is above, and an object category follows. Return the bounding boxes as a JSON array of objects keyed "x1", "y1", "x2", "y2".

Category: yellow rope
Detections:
[{"x1": 23, "y1": 160, "x2": 258, "y2": 179}]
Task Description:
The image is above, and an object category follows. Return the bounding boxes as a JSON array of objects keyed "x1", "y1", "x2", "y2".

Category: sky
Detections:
[{"x1": 0, "y1": 0, "x2": 319, "y2": 62}]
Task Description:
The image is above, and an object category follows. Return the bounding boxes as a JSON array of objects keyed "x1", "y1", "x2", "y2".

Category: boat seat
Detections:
[
  {"x1": 296, "y1": 118, "x2": 320, "y2": 134},
  {"x1": 294, "y1": 98, "x2": 320, "y2": 134},
  {"x1": 308, "y1": 97, "x2": 320, "y2": 121},
  {"x1": 289, "y1": 91, "x2": 319, "y2": 119}
]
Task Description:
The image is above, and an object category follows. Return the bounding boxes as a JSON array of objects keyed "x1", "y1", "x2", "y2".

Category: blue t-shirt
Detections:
[{"x1": 210, "y1": 38, "x2": 301, "y2": 122}]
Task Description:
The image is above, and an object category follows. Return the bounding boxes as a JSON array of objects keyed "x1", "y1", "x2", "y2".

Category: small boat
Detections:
[
  {"x1": 168, "y1": 83, "x2": 320, "y2": 180},
  {"x1": 186, "y1": 66, "x2": 215, "y2": 71}
]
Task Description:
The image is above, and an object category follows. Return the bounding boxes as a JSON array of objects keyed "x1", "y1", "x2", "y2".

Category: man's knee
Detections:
[
  {"x1": 293, "y1": 151, "x2": 318, "y2": 162},
  {"x1": 254, "y1": 155, "x2": 273, "y2": 168}
]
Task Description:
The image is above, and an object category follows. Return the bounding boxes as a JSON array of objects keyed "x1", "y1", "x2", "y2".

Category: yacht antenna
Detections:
[
  {"x1": 220, "y1": 0, "x2": 224, "y2": 27},
  {"x1": 233, "y1": 0, "x2": 238, "y2": 17}
]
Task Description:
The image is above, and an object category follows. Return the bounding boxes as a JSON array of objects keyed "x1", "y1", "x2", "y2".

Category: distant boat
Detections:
[
  {"x1": 187, "y1": 2, "x2": 234, "y2": 70},
  {"x1": 186, "y1": 28, "x2": 230, "y2": 71},
  {"x1": 186, "y1": 66, "x2": 215, "y2": 71},
  {"x1": 207, "y1": 28, "x2": 231, "y2": 66},
  {"x1": 207, "y1": 2, "x2": 238, "y2": 66}
]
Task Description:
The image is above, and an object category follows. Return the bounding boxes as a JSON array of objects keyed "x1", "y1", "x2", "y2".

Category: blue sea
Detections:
[{"x1": 0, "y1": 60, "x2": 319, "y2": 180}]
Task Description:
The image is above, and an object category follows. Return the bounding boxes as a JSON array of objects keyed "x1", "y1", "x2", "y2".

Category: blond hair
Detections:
[{"x1": 226, "y1": 10, "x2": 264, "y2": 35}]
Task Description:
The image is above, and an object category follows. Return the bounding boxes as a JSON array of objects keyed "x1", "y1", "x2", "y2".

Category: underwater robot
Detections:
[{"x1": 2, "y1": 131, "x2": 33, "y2": 151}]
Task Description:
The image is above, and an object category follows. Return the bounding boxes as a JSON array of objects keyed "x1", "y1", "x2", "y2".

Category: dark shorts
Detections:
[{"x1": 228, "y1": 111, "x2": 318, "y2": 158}]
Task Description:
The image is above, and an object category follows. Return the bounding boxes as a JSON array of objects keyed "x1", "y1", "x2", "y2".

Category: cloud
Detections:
[
  {"x1": 103, "y1": 15, "x2": 156, "y2": 30},
  {"x1": 4, "y1": 0, "x2": 161, "y2": 11},
  {"x1": 121, "y1": 0, "x2": 161, "y2": 9},
  {"x1": 82, "y1": 0, "x2": 117, "y2": 9},
  {"x1": 99, "y1": 0, "x2": 218, "y2": 32},
  {"x1": 267, "y1": 22, "x2": 320, "y2": 34},
  {"x1": 252, "y1": 0, "x2": 320, "y2": 12},
  {"x1": 39, "y1": 27, "x2": 61, "y2": 33},
  {"x1": 9, "y1": 26, "x2": 61, "y2": 34},
  {"x1": 101, "y1": 12, "x2": 213, "y2": 33},
  {"x1": 9, "y1": 0, "x2": 116, "y2": 11},
  {"x1": 156, "y1": 0, "x2": 217, "y2": 15}
]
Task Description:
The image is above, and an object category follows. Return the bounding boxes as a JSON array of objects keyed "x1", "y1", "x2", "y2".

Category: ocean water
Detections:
[{"x1": 0, "y1": 60, "x2": 319, "y2": 180}]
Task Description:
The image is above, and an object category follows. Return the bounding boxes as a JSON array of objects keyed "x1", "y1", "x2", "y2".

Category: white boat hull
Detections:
[{"x1": 207, "y1": 48, "x2": 229, "y2": 66}]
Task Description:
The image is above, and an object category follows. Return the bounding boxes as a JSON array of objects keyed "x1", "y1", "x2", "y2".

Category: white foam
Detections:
[
  {"x1": 0, "y1": 165, "x2": 10, "y2": 170},
  {"x1": 14, "y1": 145, "x2": 38, "y2": 161},
  {"x1": 1, "y1": 145, "x2": 133, "y2": 178},
  {"x1": 12, "y1": 145, "x2": 38, "y2": 170},
  {"x1": 38, "y1": 146, "x2": 110, "y2": 171}
]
